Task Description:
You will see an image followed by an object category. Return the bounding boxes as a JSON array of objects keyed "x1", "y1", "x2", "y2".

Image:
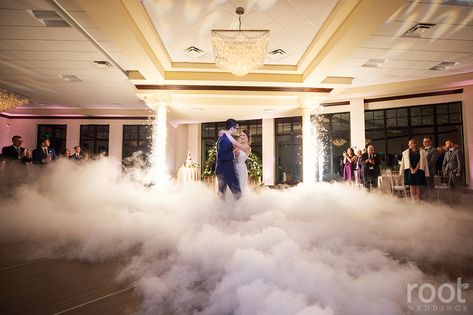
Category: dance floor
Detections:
[
  {"x1": 1, "y1": 191, "x2": 472, "y2": 315},
  {"x1": 0, "y1": 243, "x2": 140, "y2": 314}
]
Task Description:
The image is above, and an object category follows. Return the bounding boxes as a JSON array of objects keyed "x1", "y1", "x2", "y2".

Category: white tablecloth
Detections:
[{"x1": 177, "y1": 166, "x2": 200, "y2": 186}]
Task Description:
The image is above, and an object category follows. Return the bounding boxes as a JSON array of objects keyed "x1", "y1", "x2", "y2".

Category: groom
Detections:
[{"x1": 216, "y1": 118, "x2": 241, "y2": 199}]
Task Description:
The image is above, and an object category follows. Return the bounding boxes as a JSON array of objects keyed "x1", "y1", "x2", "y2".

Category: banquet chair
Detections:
[
  {"x1": 434, "y1": 174, "x2": 450, "y2": 201},
  {"x1": 390, "y1": 174, "x2": 408, "y2": 198}
]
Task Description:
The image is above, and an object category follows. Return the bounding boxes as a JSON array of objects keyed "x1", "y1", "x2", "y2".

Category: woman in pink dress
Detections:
[{"x1": 342, "y1": 148, "x2": 356, "y2": 182}]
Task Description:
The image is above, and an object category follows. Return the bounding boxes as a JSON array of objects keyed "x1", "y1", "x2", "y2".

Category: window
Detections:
[
  {"x1": 37, "y1": 124, "x2": 67, "y2": 155},
  {"x1": 364, "y1": 102, "x2": 463, "y2": 170},
  {"x1": 80, "y1": 125, "x2": 109, "y2": 156},
  {"x1": 201, "y1": 119, "x2": 262, "y2": 173},
  {"x1": 123, "y1": 125, "x2": 153, "y2": 159},
  {"x1": 275, "y1": 117, "x2": 302, "y2": 183}
]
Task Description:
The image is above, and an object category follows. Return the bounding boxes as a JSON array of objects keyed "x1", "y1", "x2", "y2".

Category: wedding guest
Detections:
[
  {"x1": 423, "y1": 137, "x2": 439, "y2": 200},
  {"x1": 435, "y1": 146, "x2": 446, "y2": 176},
  {"x1": 354, "y1": 149, "x2": 364, "y2": 186},
  {"x1": 361, "y1": 145, "x2": 380, "y2": 190},
  {"x1": 1, "y1": 135, "x2": 32, "y2": 166},
  {"x1": 442, "y1": 139, "x2": 464, "y2": 202},
  {"x1": 62, "y1": 148, "x2": 72, "y2": 159},
  {"x1": 342, "y1": 148, "x2": 356, "y2": 182},
  {"x1": 82, "y1": 151, "x2": 90, "y2": 162},
  {"x1": 400, "y1": 139, "x2": 429, "y2": 201},
  {"x1": 70, "y1": 146, "x2": 82, "y2": 161},
  {"x1": 32, "y1": 137, "x2": 57, "y2": 165}
]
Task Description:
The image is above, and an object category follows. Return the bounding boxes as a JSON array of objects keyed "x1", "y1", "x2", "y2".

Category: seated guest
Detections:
[
  {"x1": 361, "y1": 145, "x2": 380, "y2": 190},
  {"x1": 1, "y1": 135, "x2": 32, "y2": 166},
  {"x1": 70, "y1": 146, "x2": 82, "y2": 161},
  {"x1": 400, "y1": 139, "x2": 429, "y2": 201},
  {"x1": 32, "y1": 136, "x2": 57, "y2": 165}
]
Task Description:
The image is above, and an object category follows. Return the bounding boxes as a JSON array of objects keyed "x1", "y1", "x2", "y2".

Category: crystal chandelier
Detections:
[
  {"x1": 211, "y1": 7, "x2": 269, "y2": 76},
  {"x1": 0, "y1": 88, "x2": 29, "y2": 112}
]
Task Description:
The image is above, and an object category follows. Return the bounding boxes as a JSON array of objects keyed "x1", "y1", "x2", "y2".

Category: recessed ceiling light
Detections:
[
  {"x1": 191, "y1": 108, "x2": 203, "y2": 111},
  {"x1": 59, "y1": 75, "x2": 82, "y2": 82},
  {"x1": 404, "y1": 23, "x2": 437, "y2": 38},
  {"x1": 263, "y1": 108, "x2": 274, "y2": 112},
  {"x1": 430, "y1": 61, "x2": 458, "y2": 71},
  {"x1": 362, "y1": 59, "x2": 386, "y2": 68}
]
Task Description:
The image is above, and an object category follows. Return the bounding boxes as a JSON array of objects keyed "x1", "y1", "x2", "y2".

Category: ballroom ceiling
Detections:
[{"x1": 0, "y1": 0, "x2": 472, "y2": 123}]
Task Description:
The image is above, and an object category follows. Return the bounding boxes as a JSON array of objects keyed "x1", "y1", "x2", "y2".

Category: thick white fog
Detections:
[{"x1": 1, "y1": 159, "x2": 472, "y2": 315}]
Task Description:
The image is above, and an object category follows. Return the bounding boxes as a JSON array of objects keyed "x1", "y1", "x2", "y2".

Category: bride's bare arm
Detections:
[{"x1": 221, "y1": 130, "x2": 249, "y2": 152}]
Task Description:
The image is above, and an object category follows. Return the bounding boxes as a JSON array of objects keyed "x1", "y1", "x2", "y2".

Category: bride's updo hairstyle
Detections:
[{"x1": 241, "y1": 129, "x2": 251, "y2": 145}]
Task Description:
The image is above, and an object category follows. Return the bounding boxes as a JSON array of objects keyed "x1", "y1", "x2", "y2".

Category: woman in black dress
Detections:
[{"x1": 399, "y1": 139, "x2": 429, "y2": 200}]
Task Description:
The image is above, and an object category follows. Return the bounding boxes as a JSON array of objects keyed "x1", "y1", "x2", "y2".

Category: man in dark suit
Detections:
[
  {"x1": 1, "y1": 135, "x2": 32, "y2": 166},
  {"x1": 442, "y1": 139, "x2": 464, "y2": 201},
  {"x1": 215, "y1": 118, "x2": 241, "y2": 199},
  {"x1": 423, "y1": 137, "x2": 439, "y2": 200},
  {"x1": 70, "y1": 145, "x2": 82, "y2": 161},
  {"x1": 361, "y1": 144, "x2": 381, "y2": 190},
  {"x1": 32, "y1": 137, "x2": 57, "y2": 165}
]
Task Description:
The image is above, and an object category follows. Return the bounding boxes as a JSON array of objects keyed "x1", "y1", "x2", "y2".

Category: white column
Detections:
[
  {"x1": 108, "y1": 121, "x2": 123, "y2": 161},
  {"x1": 462, "y1": 86, "x2": 473, "y2": 189},
  {"x1": 350, "y1": 98, "x2": 366, "y2": 151},
  {"x1": 66, "y1": 122, "x2": 80, "y2": 152},
  {"x1": 187, "y1": 123, "x2": 201, "y2": 167},
  {"x1": 262, "y1": 118, "x2": 275, "y2": 186}
]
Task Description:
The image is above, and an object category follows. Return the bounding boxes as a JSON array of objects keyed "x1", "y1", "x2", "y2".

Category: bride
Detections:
[{"x1": 220, "y1": 129, "x2": 252, "y2": 192}]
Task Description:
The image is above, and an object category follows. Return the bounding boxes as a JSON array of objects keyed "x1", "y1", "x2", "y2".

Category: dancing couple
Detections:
[{"x1": 215, "y1": 118, "x2": 252, "y2": 199}]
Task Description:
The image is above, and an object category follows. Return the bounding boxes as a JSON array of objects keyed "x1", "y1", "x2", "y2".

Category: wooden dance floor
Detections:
[{"x1": 0, "y1": 244, "x2": 140, "y2": 315}]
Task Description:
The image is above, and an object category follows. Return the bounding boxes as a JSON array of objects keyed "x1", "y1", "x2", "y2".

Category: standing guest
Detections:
[
  {"x1": 354, "y1": 149, "x2": 364, "y2": 186},
  {"x1": 1, "y1": 135, "x2": 32, "y2": 166},
  {"x1": 70, "y1": 146, "x2": 82, "y2": 161},
  {"x1": 423, "y1": 137, "x2": 439, "y2": 201},
  {"x1": 32, "y1": 137, "x2": 57, "y2": 165},
  {"x1": 442, "y1": 139, "x2": 464, "y2": 202},
  {"x1": 361, "y1": 145, "x2": 380, "y2": 190},
  {"x1": 400, "y1": 139, "x2": 429, "y2": 201},
  {"x1": 62, "y1": 148, "x2": 72, "y2": 159},
  {"x1": 82, "y1": 151, "x2": 90, "y2": 162},
  {"x1": 342, "y1": 148, "x2": 356, "y2": 182},
  {"x1": 435, "y1": 146, "x2": 446, "y2": 176}
]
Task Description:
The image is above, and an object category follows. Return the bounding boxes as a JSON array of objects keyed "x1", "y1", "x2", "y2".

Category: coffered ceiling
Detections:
[{"x1": 0, "y1": 0, "x2": 472, "y2": 123}]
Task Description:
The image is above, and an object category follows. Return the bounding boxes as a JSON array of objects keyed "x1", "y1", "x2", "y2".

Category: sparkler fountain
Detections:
[
  {"x1": 302, "y1": 97, "x2": 326, "y2": 183},
  {"x1": 142, "y1": 94, "x2": 170, "y2": 186}
]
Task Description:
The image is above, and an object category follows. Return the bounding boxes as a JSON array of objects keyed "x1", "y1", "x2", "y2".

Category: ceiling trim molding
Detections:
[
  {"x1": 364, "y1": 89, "x2": 463, "y2": 103},
  {"x1": 135, "y1": 85, "x2": 332, "y2": 93},
  {"x1": 0, "y1": 113, "x2": 152, "y2": 120},
  {"x1": 320, "y1": 100, "x2": 351, "y2": 107}
]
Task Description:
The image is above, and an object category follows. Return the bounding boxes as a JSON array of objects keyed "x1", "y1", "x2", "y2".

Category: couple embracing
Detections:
[{"x1": 215, "y1": 119, "x2": 252, "y2": 199}]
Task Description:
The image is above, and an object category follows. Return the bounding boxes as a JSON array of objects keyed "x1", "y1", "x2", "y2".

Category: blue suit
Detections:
[
  {"x1": 32, "y1": 147, "x2": 57, "y2": 165},
  {"x1": 215, "y1": 134, "x2": 241, "y2": 198}
]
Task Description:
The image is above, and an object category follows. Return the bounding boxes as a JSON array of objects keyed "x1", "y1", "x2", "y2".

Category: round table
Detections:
[{"x1": 177, "y1": 166, "x2": 200, "y2": 186}]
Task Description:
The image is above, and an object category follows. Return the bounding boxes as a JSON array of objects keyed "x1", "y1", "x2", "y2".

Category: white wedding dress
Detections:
[{"x1": 234, "y1": 150, "x2": 249, "y2": 192}]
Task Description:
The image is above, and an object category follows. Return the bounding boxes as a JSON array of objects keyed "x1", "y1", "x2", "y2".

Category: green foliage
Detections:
[
  {"x1": 201, "y1": 145, "x2": 263, "y2": 181},
  {"x1": 202, "y1": 145, "x2": 217, "y2": 179}
]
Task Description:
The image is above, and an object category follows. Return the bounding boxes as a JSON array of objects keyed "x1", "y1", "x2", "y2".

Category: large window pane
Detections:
[
  {"x1": 37, "y1": 125, "x2": 67, "y2": 155},
  {"x1": 80, "y1": 125, "x2": 109, "y2": 156}
]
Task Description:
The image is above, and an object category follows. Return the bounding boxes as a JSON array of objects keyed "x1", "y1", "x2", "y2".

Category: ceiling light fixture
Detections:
[
  {"x1": 0, "y1": 88, "x2": 29, "y2": 112},
  {"x1": 211, "y1": 7, "x2": 270, "y2": 76}
]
